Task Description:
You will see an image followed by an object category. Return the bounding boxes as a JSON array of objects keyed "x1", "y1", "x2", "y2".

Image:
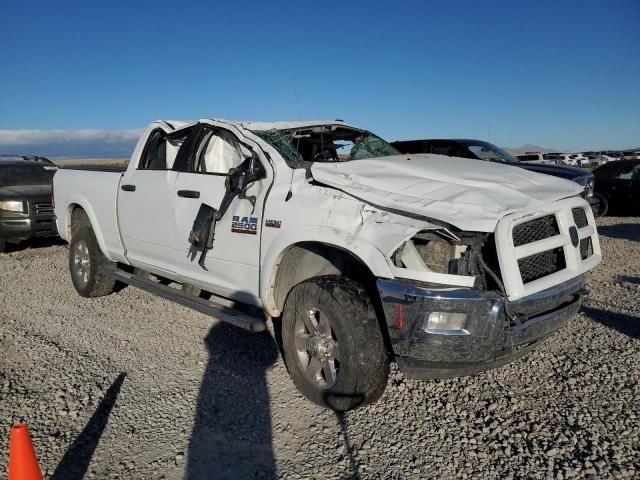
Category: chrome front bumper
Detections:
[{"x1": 377, "y1": 275, "x2": 584, "y2": 379}]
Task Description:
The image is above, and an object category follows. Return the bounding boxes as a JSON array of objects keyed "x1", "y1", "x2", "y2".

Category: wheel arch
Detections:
[
  {"x1": 64, "y1": 200, "x2": 110, "y2": 259},
  {"x1": 261, "y1": 228, "x2": 393, "y2": 318}
]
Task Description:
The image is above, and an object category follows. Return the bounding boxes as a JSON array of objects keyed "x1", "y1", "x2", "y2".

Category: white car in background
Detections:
[
  {"x1": 598, "y1": 152, "x2": 621, "y2": 163},
  {"x1": 517, "y1": 153, "x2": 551, "y2": 164},
  {"x1": 516, "y1": 152, "x2": 566, "y2": 165},
  {"x1": 564, "y1": 154, "x2": 586, "y2": 166}
]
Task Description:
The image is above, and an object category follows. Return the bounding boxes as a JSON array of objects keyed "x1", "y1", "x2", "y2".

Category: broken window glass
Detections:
[
  {"x1": 251, "y1": 125, "x2": 399, "y2": 167},
  {"x1": 251, "y1": 129, "x2": 304, "y2": 167}
]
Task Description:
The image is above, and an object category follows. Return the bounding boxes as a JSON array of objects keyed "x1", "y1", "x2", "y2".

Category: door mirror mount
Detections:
[{"x1": 246, "y1": 155, "x2": 266, "y2": 184}]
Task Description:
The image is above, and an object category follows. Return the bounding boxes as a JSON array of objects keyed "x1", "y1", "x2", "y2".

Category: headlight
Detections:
[
  {"x1": 575, "y1": 176, "x2": 594, "y2": 198},
  {"x1": 0, "y1": 200, "x2": 25, "y2": 213},
  {"x1": 422, "y1": 312, "x2": 469, "y2": 334}
]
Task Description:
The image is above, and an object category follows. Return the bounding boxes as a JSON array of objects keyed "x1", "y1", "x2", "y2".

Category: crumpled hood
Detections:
[{"x1": 311, "y1": 154, "x2": 583, "y2": 232}]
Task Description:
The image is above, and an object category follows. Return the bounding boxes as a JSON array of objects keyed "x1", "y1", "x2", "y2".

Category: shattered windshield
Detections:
[
  {"x1": 251, "y1": 125, "x2": 400, "y2": 167},
  {"x1": 0, "y1": 164, "x2": 54, "y2": 187},
  {"x1": 461, "y1": 140, "x2": 519, "y2": 164}
]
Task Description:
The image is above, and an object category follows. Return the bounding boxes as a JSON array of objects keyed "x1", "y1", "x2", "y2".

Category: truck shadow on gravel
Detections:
[
  {"x1": 581, "y1": 306, "x2": 640, "y2": 340},
  {"x1": 50, "y1": 373, "x2": 126, "y2": 480},
  {"x1": 596, "y1": 223, "x2": 640, "y2": 242},
  {"x1": 186, "y1": 323, "x2": 279, "y2": 479},
  {"x1": 2, "y1": 237, "x2": 66, "y2": 253}
]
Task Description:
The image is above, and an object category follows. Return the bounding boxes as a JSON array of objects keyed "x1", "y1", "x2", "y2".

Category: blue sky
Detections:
[{"x1": 0, "y1": 0, "x2": 638, "y2": 157}]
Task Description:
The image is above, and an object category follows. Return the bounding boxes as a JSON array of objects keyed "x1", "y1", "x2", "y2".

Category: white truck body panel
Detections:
[
  {"x1": 117, "y1": 170, "x2": 179, "y2": 273},
  {"x1": 54, "y1": 169, "x2": 126, "y2": 262},
  {"x1": 54, "y1": 118, "x2": 601, "y2": 313}
]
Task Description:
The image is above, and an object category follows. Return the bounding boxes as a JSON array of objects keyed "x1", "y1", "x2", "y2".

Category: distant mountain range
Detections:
[{"x1": 504, "y1": 144, "x2": 557, "y2": 155}]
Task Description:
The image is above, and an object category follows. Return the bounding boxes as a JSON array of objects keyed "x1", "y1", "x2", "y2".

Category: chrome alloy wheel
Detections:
[
  {"x1": 73, "y1": 240, "x2": 91, "y2": 286},
  {"x1": 294, "y1": 307, "x2": 341, "y2": 389}
]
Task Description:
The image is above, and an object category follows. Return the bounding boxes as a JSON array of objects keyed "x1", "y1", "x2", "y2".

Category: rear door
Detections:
[
  {"x1": 171, "y1": 123, "x2": 270, "y2": 304},
  {"x1": 609, "y1": 162, "x2": 636, "y2": 207},
  {"x1": 117, "y1": 127, "x2": 194, "y2": 273}
]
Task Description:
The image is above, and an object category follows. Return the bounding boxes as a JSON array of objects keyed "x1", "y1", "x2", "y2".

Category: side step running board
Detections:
[{"x1": 112, "y1": 270, "x2": 266, "y2": 333}]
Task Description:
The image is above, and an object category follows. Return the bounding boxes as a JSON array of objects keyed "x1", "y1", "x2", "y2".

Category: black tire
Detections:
[
  {"x1": 594, "y1": 193, "x2": 608, "y2": 217},
  {"x1": 0, "y1": 238, "x2": 7, "y2": 253},
  {"x1": 281, "y1": 275, "x2": 390, "y2": 411},
  {"x1": 69, "y1": 225, "x2": 117, "y2": 297}
]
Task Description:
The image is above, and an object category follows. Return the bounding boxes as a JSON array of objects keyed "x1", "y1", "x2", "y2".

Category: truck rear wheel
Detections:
[
  {"x1": 69, "y1": 225, "x2": 117, "y2": 297},
  {"x1": 282, "y1": 275, "x2": 389, "y2": 411}
]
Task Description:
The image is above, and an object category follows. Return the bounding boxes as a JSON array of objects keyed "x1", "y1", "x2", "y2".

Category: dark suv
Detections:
[
  {"x1": 392, "y1": 139, "x2": 600, "y2": 213},
  {"x1": 0, "y1": 156, "x2": 58, "y2": 252},
  {"x1": 593, "y1": 159, "x2": 640, "y2": 215}
]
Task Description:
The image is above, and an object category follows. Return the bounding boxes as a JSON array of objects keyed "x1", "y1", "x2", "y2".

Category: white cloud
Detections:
[{"x1": 0, "y1": 128, "x2": 144, "y2": 158}]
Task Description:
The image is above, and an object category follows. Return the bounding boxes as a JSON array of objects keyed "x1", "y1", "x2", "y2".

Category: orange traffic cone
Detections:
[{"x1": 8, "y1": 423, "x2": 43, "y2": 480}]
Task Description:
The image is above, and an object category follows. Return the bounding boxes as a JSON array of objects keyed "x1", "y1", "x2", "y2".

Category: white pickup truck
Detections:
[{"x1": 54, "y1": 119, "x2": 601, "y2": 410}]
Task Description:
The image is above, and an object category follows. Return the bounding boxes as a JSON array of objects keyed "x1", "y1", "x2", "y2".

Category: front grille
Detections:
[
  {"x1": 513, "y1": 215, "x2": 565, "y2": 284},
  {"x1": 572, "y1": 207, "x2": 588, "y2": 228},
  {"x1": 518, "y1": 247, "x2": 566, "y2": 283},
  {"x1": 580, "y1": 238, "x2": 593, "y2": 259},
  {"x1": 512, "y1": 215, "x2": 559, "y2": 247},
  {"x1": 496, "y1": 197, "x2": 600, "y2": 298},
  {"x1": 34, "y1": 202, "x2": 54, "y2": 216}
]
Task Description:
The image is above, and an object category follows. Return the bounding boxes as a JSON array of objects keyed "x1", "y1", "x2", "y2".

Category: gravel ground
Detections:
[{"x1": 0, "y1": 216, "x2": 638, "y2": 479}]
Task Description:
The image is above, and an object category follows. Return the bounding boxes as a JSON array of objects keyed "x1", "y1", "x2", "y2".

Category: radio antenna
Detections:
[{"x1": 294, "y1": 85, "x2": 303, "y2": 121}]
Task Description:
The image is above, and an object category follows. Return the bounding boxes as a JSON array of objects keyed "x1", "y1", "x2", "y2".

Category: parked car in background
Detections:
[
  {"x1": 516, "y1": 152, "x2": 549, "y2": 164},
  {"x1": 598, "y1": 152, "x2": 621, "y2": 163},
  {"x1": 582, "y1": 154, "x2": 604, "y2": 167},
  {"x1": 562, "y1": 154, "x2": 586, "y2": 166},
  {"x1": 621, "y1": 150, "x2": 640, "y2": 161},
  {"x1": 391, "y1": 139, "x2": 600, "y2": 213},
  {"x1": 542, "y1": 153, "x2": 566, "y2": 164},
  {"x1": 0, "y1": 157, "x2": 58, "y2": 252},
  {"x1": 0, "y1": 155, "x2": 56, "y2": 166},
  {"x1": 543, "y1": 153, "x2": 577, "y2": 165},
  {"x1": 593, "y1": 159, "x2": 640, "y2": 215}
]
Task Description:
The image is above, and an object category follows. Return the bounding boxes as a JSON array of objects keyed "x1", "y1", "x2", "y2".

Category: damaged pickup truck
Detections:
[{"x1": 53, "y1": 119, "x2": 601, "y2": 410}]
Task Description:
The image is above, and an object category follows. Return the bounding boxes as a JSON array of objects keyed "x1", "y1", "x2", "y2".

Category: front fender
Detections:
[{"x1": 260, "y1": 225, "x2": 394, "y2": 316}]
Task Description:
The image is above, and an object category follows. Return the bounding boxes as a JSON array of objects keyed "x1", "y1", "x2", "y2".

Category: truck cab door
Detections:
[
  {"x1": 171, "y1": 124, "x2": 270, "y2": 305},
  {"x1": 117, "y1": 127, "x2": 195, "y2": 274}
]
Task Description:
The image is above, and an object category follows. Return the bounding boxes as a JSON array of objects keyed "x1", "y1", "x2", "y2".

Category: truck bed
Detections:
[{"x1": 53, "y1": 168, "x2": 126, "y2": 261}]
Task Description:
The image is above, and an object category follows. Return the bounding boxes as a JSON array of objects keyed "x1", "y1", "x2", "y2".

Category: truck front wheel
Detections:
[
  {"x1": 282, "y1": 275, "x2": 390, "y2": 411},
  {"x1": 69, "y1": 225, "x2": 117, "y2": 297},
  {"x1": 594, "y1": 193, "x2": 608, "y2": 217}
]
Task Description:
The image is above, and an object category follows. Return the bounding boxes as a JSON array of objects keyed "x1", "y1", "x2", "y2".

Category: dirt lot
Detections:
[{"x1": 0, "y1": 216, "x2": 638, "y2": 479}]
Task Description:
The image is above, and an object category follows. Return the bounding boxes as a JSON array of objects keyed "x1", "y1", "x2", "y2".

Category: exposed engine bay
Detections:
[{"x1": 392, "y1": 230, "x2": 502, "y2": 292}]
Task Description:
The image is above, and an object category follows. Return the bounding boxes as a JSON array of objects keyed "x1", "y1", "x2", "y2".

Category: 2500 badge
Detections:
[{"x1": 231, "y1": 216, "x2": 258, "y2": 235}]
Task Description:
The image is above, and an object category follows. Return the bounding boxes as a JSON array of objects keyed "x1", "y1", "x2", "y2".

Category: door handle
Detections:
[
  {"x1": 177, "y1": 190, "x2": 200, "y2": 199},
  {"x1": 121, "y1": 184, "x2": 136, "y2": 192}
]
